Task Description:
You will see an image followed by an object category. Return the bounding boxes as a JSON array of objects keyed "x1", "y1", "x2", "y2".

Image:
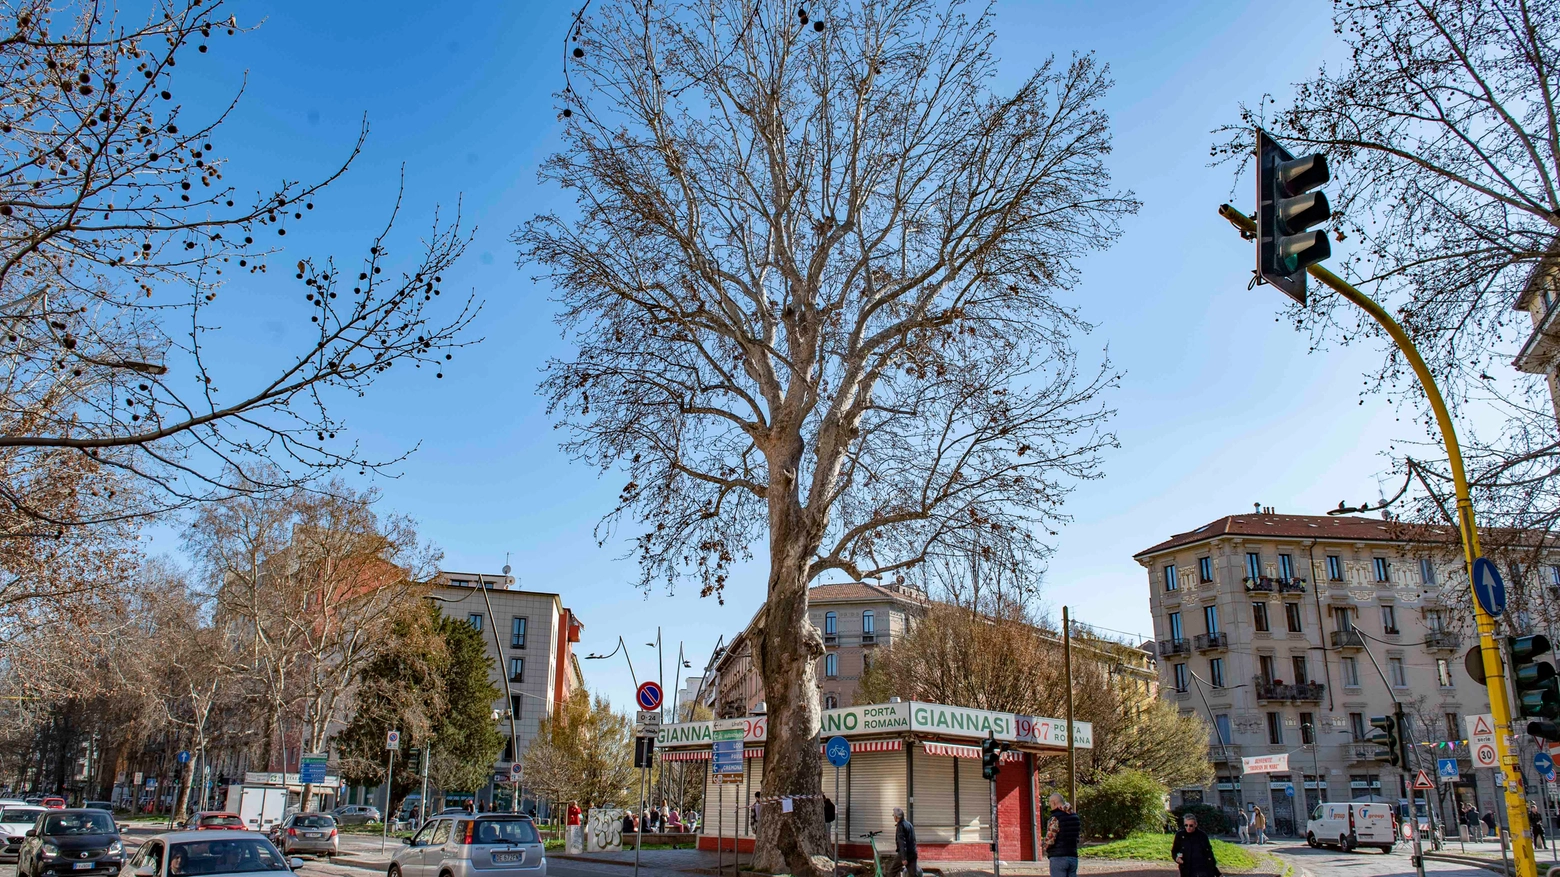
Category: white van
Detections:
[{"x1": 1306, "y1": 802, "x2": 1397, "y2": 852}]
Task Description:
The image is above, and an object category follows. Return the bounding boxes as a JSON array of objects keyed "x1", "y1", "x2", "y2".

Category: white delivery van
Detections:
[{"x1": 1306, "y1": 802, "x2": 1397, "y2": 852}]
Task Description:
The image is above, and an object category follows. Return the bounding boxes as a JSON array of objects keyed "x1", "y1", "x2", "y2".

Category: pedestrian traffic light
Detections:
[
  {"x1": 1369, "y1": 715, "x2": 1402, "y2": 768},
  {"x1": 981, "y1": 735, "x2": 1000, "y2": 781},
  {"x1": 1510, "y1": 634, "x2": 1560, "y2": 719},
  {"x1": 1256, "y1": 129, "x2": 1332, "y2": 305}
]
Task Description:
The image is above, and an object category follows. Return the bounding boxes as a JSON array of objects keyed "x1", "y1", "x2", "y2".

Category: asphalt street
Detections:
[{"x1": 1261, "y1": 837, "x2": 1508, "y2": 877}]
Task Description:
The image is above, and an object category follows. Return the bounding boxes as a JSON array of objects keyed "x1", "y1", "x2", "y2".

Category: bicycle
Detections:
[{"x1": 861, "y1": 830, "x2": 885, "y2": 877}]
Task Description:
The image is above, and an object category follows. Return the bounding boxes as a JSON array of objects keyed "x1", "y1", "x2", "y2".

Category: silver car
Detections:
[
  {"x1": 389, "y1": 814, "x2": 545, "y2": 877},
  {"x1": 122, "y1": 830, "x2": 304, "y2": 877},
  {"x1": 269, "y1": 813, "x2": 338, "y2": 858}
]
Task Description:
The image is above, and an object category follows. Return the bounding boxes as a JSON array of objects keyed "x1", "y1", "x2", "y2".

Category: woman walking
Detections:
[{"x1": 1251, "y1": 806, "x2": 1268, "y2": 845}]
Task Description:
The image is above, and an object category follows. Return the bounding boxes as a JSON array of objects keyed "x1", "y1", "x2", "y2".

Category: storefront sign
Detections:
[
  {"x1": 821, "y1": 702, "x2": 911, "y2": 735},
  {"x1": 657, "y1": 699, "x2": 1092, "y2": 749},
  {"x1": 1241, "y1": 753, "x2": 1289, "y2": 774}
]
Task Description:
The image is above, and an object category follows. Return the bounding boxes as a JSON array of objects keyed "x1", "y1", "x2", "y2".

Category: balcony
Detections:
[
  {"x1": 823, "y1": 633, "x2": 838, "y2": 647},
  {"x1": 1244, "y1": 575, "x2": 1308, "y2": 595},
  {"x1": 1194, "y1": 632, "x2": 1228, "y2": 652},
  {"x1": 1255, "y1": 678, "x2": 1326, "y2": 703},
  {"x1": 1425, "y1": 629, "x2": 1462, "y2": 651},
  {"x1": 1158, "y1": 638, "x2": 1191, "y2": 657},
  {"x1": 1210, "y1": 744, "x2": 1242, "y2": 763},
  {"x1": 860, "y1": 632, "x2": 877, "y2": 645},
  {"x1": 1515, "y1": 273, "x2": 1560, "y2": 375},
  {"x1": 1331, "y1": 629, "x2": 1365, "y2": 649}
]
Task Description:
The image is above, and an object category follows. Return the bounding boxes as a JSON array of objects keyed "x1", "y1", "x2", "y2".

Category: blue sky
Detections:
[{"x1": 149, "y1": 0, "x2": 1465, "y2": 707}]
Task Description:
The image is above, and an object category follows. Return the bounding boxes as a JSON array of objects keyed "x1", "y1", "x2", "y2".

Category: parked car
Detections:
[
  {"x1": 122, "y1": 830, "x2": 304, "y2": 877},
  {"x1": 181, "y1": 812, "x2": 247, "y2": 831},
  {"x1": 389, "y1": 813, "x2": 545, "y2": 877},
  {"x1": 38, "y1": 798, "x2": 66, "y2": 811},
  {"x1": 1305, "y1": 801, "x2": 1396, "y2": 852},
  {"x1": 1, "y1": 805, "x2": 47, "y2": 863},
  {"x1": 14, "y1": 808, "x2": 125, "y2": 877},
  {"x1": 269, "y1": 813, "x2": 338, "y2": 858},
  {"x1": 80, "y1": 803, "x2": 114, "y2": 814},
  {"x1": 331, "y1": 805, "x2": 380, "y2": 826}
]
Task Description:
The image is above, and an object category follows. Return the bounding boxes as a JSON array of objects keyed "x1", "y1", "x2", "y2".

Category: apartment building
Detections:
[
  {"x1": 1136, "y1": 509, "x2": 1511, "y2": 837},
  {"x1": 430, "y1": 572, "x2": 583, "y2": 809},
  {"x1": 1512, "y1": 238, "x2": 1560, "y2": 424}
]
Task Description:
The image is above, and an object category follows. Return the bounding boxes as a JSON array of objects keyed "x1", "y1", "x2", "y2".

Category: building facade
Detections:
[
  {"x1": 1512, "y1": 239, "x2": 1560, "y2": 424},
  {"x1": 430, "y1": 572, "x2": 583, "y2": 808},
  {"x1": 1136, "y1": 509, "x2": 1507, "y2": 836}
]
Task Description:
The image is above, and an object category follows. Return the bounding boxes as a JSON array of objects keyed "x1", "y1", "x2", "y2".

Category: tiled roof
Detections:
[
  {"x1": 1133, "y1": 513, "x2": 1456, "y2": 558},
  {"x1": 807, "y1": 581, "x2": 929, "y2": 605}
]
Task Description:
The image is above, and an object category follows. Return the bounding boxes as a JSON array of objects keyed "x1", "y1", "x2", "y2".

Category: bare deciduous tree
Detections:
[{"x1": 518, "y1": 0, "x2": 1135, "y2": 869}]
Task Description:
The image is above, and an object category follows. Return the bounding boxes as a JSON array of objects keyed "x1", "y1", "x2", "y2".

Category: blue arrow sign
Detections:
[
  {"x1": 826, "y1": 736, "x2": 851, "y2": 768},
  {"x1": 177, "y1": 750, "x2": 190, "y2": 764},
  {"x1": 1472, "y1": 557, "x2": 1506, "y2": 617},
  {"x1": 1536, "y1": 752, "x2": 1554, "y2": 777}
]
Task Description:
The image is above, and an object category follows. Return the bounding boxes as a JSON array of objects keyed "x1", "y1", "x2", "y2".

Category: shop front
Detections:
[{"x1": 656, "y1": 700, "x2": 1092, "y2": 862}]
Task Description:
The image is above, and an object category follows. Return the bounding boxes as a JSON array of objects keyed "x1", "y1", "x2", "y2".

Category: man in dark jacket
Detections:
[
  {"x1": 888, "y1": 807, "x2": 917, "y2": 877},
  {"x1": 1171, "y1": 813, "x2": 1220, "y2": 877},
  {"x1": 1043, "y1": 793, "x2": 1082, "y2": 877}
]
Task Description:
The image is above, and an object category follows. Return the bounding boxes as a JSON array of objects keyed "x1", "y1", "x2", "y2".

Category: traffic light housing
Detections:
[
  {"x1": 1510, "y1": 634, "x2": 1560, "y2": 719},
  {"x1": 1369, "y1": 715, "x2": 1402, "y2": 768},
  {"x1": 406, "y1": 747, "x2": 421, "y2": 771},
  {"x1": 981, "y1": 736, "x2": 1000, "y2": 781},
  {"x1": 1256, "y1": 129, "x2": 1332, "y2": 305},
  {"x1": 1528, "y1": 721, "x2": 1560, "y2": 742}
]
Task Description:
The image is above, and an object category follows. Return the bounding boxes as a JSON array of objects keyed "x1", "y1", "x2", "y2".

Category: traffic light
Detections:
[
  {"x1": 981, "y1": 735, "x2": 1000, "y2": 781},
  {"x1": 1369, "y1": 715, "x2": 1402, "y2": 768},
  {"x1": 1256, "y1": 129, "x2": 1332, "y2": 305},
  {"x1": 1529, "y1": 721, "x2": 1560, "y2": 742},
  {"x1": 1510, "y1": 634, "x2": 1560, "y2": 720},
  {"x1": 405, "y1": 747, "x2": 421, "y2": 771}
]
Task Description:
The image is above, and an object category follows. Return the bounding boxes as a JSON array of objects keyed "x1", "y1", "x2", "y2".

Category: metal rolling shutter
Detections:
[
  {"x1": 848, "y1": 749, "x2": 906, "y2": 844},
  {"x1": 742, "y1": 752, "x2": 764, "y2": 837},
  {"x1": 956, "y1": 753, "x2": 991, "y2": 841},
  {"x1": 912, "y1": 748, "x2": 957, "y2": 843}
]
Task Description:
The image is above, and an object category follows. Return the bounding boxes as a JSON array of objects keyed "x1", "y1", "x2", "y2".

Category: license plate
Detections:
[
  {"x1": 492, "y1": 852, "x2": 522, "y2": 863},
  {"x1": 73, "y1": 862, "x2": 95, "y2": 870},
  {"x1": 306, "y1": 833, "x2": 322, "y2": 838}
]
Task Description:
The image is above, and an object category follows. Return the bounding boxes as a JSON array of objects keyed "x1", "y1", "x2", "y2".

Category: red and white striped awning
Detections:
[
  {"x1": 837, "y1": 739, "x2": 901, "y2": 753},
  {"x1": 921, "y1": 742, "x2": 1022, "y2": 762}
]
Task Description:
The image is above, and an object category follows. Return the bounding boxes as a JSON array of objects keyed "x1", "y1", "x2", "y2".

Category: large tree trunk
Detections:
[{"x1": 752, "y1": 496, "x2": 829, "y2": 876}]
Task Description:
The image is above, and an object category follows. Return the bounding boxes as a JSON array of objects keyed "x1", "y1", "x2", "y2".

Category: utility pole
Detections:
[{"x1": 1063, "y1": 606, "x2": 1075, "y2": 805}]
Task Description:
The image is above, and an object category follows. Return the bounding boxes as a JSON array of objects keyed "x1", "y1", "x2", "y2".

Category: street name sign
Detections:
[
  {"x1": 299, "y1": 753, "x2": 328, "y2": 785},
  {"x1": 712, "y1": 718, "x2": 745, "y2": 783}
]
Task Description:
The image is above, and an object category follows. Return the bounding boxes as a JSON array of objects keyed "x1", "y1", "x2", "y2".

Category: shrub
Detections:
[
  {"x1": 1172, "y1": 803, "x2": 1230, "y2": 835},
  {"x1": 1075, "y1": 770, "x2": 1168, "y2": 840}
]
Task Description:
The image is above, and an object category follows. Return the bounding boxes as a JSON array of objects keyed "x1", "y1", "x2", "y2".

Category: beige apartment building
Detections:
[
  {"x1": 1513, "y1": 239, "x2": 1560, "y2": 424},
  {"x1": 1135, "y1": 509, "x2": 1534, "y2": 837},
  {"x1": 430, "y1": 572, "x2": 584, "y2": 809}
]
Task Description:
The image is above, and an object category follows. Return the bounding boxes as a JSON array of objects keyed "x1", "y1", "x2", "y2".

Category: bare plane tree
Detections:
[{"x1": 517, "y1": 0, "x2": 1135, "y2": 870}]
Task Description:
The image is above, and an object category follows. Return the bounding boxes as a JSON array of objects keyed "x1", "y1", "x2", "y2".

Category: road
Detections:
[{"x1": 1263, "y1": 838, "x2": 1504, "y2": 877}]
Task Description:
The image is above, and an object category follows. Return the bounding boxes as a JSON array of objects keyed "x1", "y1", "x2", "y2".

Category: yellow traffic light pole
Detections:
[{"x1": 1219, "y1": 204, "x2": 1536, "y2": 877}]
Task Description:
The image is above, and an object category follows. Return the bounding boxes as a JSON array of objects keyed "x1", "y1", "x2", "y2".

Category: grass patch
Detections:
[{"x1": 1081, "y1": 833, "x2": 1260, "y2": 872}]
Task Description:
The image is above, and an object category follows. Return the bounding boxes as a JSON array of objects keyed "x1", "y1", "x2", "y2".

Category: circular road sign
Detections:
[
  {"x1": 1477, "y1": 743, "x2": 1498, "y2": 765},
  {"x1": 1472, "y1": 556, "x2": 1507, "y2": 616},
  {"x1": 1538, "y1": 752, "x2": 1555, "y2": 776},
  {"x1": 826, "y1": 736, "x2": 851, "y2": 768},
  {"x1": 636, "y1": 681, "x2": 663, "y2": 711},
  {"x1": 177, "y1": 750, "x2": 191, "y2": 764}
]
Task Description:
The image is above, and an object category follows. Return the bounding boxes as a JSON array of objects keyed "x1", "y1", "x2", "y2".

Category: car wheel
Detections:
[
  {"x1": 1382, "y1": 845, "x2": 1395, "y2": 854},
  {"x1": 1307, "y1": 832, "x2": 1318, "y2": 848},
  {"x1": 389, "y1": 866, "x2": 403, "y2": 877},
  {"x1": 1340, "y1": 834, "x2": 1352, "y2": 852}
]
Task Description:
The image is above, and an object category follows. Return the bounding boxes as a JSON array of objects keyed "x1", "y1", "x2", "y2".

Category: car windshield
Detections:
[
  {"x1": 200, "y1": 816, "x2": 245, "y2": 827},
  {"x1": 0, "y1": 808, "x2": 42, "y2": 823},
  {"x1": 42, "y1": 812, "x2": 115, "y2": 835},
  {"x1": 169, "y1": 838, "x2": 289, "y2": 875},
  {"x1": 294, "y1": 816, "x2": 334, "y2": 828},
  {"x1": 469, "y1": 819, "x2": 538, "y2": 845}
]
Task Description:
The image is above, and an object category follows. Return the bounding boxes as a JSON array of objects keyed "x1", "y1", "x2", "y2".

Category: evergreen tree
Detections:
[{"x1": 430, "y1": 612, "x2": 504, "y2": 794}]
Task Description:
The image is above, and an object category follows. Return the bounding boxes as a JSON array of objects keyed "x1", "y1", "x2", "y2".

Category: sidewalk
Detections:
[{"x1": 553, "y1": 848, "x2": 752, "y2": 873}]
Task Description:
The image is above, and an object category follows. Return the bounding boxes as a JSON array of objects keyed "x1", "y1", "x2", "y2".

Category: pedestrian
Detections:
[
  {"x1": 823, "y1": 796, "x2": 836, "y2": 827},
  {"x1": 566, "y1": 801, "x2": 583, "y2": 854},
  {"x1": 1462, "y1": 804, "x2": 1481, "y2": 841},
  {"x1": 621, "y1": 809, "x2": 636, "y2": 836},
  {"x1": 1172, "y1": 813, "x2": 1221, "y2": 877},
  {"x1": 1530, "y1": 802, "x2": 1547, "y2": 850},
  {"x1": 1236, "y1": 806, "x2": 1250, "y2": 844},
  {"x1": 749, "y1": 793, "x2": 760, "y2": 833},
  {"x1": 1251, "y1": 806, "x2": 1267, "y2": 845},
  {"x1": 1483, "y1": 809, "x2": 1498, "y2": 842},
  {"x1": 887, "y1": 807, "x2": 918, "y2": 877},
  {"x1": 1043, "y1": 793, "x2": 1082, "y2": 877}
]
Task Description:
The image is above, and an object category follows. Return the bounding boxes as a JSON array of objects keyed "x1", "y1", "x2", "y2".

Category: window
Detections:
[
  {"x1": 1373, "y1": 557, "x2": 1390, "y2": 582},
  {"x1": 1445, "y1": 712, "x2": 1459, "y2": 741},
  {"x1": 1215, "y1": 714, "x2": 1232, "y2": 745},
  {"x1": 861, "y1": 652, "x2": 872, "y2": 673},
  {"x1": 429, "y1": 820, "x2": 453, "y2": 845},
  {"x1": 1389, "y1": 657, "x2": 1407, "y2": 687},
  {"x1": 1299, "y1": 712, "x2": 1315, "y2": 744},
  {"x1": 511, "y1": 617, "x2": 527, "y2": 649},
  {"x1": 824, "y1": 612, "x2": 837, "y2": 635},
  {"x1": 1333, "y1": 606, "x2": 1354, "y2": 630},
  {"x1": 1326, "y1": 555, "x2": 1344, "y2": 581},
  {"x1": 1173, "y1": 663, "x2": 1188, "y2": 692},
  {"x1": 1420, "y1": 558, "x2": 1436, "y2": 585},
  {"x1": 861, "y1": 610, "x2": 875, "y2": 634},
  {"x1": 509, "y1": 657, "x2": 524, "y2": 682},
  {"x1": 1259, "y1": 655, "x2": 1277, "y2": 684},
  {"x1": 468, "y1": 613, "x2": 484, "y2": 632},
  {"x1": 1252, "y1": 602, "x2": 1270, "y2": 632},
  {"x1": 1164, "y1": 564, "x2": 1179, "y2": 591},
  {"x1": 1437, "y1": 658, "x2": 1454, "y2": 688},
  {"x1": 824, "y1": 693, "x2": 838, "y2": 709},
  {"x1": 1247, "y1": 552, "x2": 1262, "y2": 581},
  {"x1": 1279, "y1": 553, "x2": 1295, "y2": 580},
  {"x1": 1426, "y1": 609, "x2": 1445, "y2": 631},
  {"x1": 1267, "y1": 712, "x2": 1283, "y2": 745},
  {"x1": 1199, "y1": 557, "x2": 1213, "y2": 583},
  {"x1": 1285, "y1": 603, "x2": 1303, "y2": 633},
  {"x1": 1381, "y1": 605, "x2": 1398, "y2": 634},
  {"x1": 1291, "y1": 655, "x2": 1309, "y2": 684},
  {"x1": 1209, "y1": 658, "x2": 1225, "y2": 689},
  {"x1": 825, "y1": 653, "x2": 839, "y2": 679},
  {"x1": 1350, "y1": 712, "x2": 1367, "y2": 742},
  {"x1": 1341, "y1": 657, "x2": 1360, "y2": 687},
  {"x1": 1551, "y1": 565, "x2": 1560, "y2": 588},
  {"x1": 1168, "y1": 612, "x2": 1183, "y2": 641},
  {"x1": 1204, "y1": 605, "x2": 1219, "y2": 635},
  {"x1": 509, "y1": 694, "x2": 522, "y2": 720}
]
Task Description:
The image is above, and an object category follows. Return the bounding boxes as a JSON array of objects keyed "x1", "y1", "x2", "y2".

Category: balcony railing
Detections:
[
  {"x1": 861, "y1": 632, "x2": 877, "y2": 645},
  {"x1": 1254, "y1": 678, "x2": 1326, "y2": 703},
  {"x1": 1330, "y1": 629, "x2": 1365, "y2": 649},
  {"x1": 823, "y1": 633, "x2": 838, "y2": 646},
  {"x1": 1210, "y1": 744, "x2": 1242, "y2": 763},
  {"x1": 1425, "y1": 629, "x2": 1462, "y2": 651},
  {"x1": 1194, "y1": 632, "x2": 1228, "y2": 652},
  {"x1": 1244, "y1": 575, "x2": 1308, "y2": 594},
  {"x1": 1158, "y1": 638, "x2": 1191, "y2": 657}
]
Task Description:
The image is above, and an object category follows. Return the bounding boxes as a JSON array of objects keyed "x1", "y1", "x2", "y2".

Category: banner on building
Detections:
[{"x1": 1242, "y1": 753, "x2": 1289, "y2": 774}]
